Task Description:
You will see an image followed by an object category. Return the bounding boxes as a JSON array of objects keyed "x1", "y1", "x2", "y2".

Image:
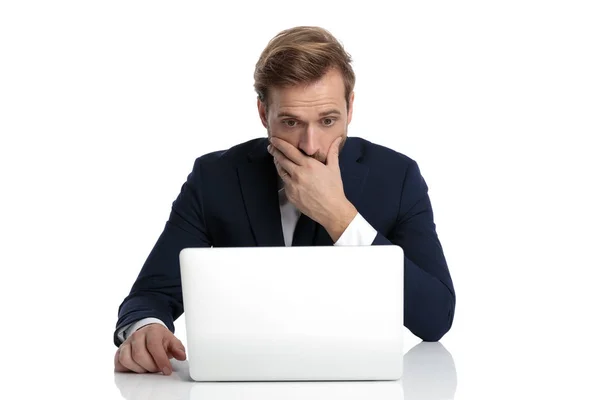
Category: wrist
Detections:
[{"x1": 322, "y1": 199, "x2": 358, "y2": 243}]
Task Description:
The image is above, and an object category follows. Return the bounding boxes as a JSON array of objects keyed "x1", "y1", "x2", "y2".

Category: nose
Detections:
[{"x1": 298, "y1": 125, "x2": 319, "y2": 157}]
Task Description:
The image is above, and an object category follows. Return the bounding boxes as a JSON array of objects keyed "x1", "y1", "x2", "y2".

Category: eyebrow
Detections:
[{"x1": 277, "y1": 109, "x2": 342, "y2": 119}]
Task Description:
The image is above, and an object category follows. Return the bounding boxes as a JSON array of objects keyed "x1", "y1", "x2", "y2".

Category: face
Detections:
[{"x1": 258, "y1": 68, "x2": 354, "y2": 163}]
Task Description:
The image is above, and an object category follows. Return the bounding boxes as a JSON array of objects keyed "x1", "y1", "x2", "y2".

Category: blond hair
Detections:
[{"x1": 254, "y1": 26, "x2": 355, "y2": 110}]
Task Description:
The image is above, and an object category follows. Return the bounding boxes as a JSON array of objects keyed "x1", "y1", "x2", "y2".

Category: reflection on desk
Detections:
[
  {"x1": 404, "y1": 342, "x2": 457, "y2": 399},
  {"x1": 114, "y1": 341, "x2": 457, "y2": 400}
]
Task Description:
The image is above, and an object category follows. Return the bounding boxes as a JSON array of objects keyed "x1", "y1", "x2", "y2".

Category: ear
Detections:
[
  {"x1": 347, "y1": 91, "x2": 355, "y2": 125},
  {"x1": 257, "y1": 98, "x2": 268, "y2": 129}
]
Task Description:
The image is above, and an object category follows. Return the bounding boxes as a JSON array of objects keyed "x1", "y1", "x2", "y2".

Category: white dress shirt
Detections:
[{"x1": 117, "y1": 182, "x2": 378, "y2": 343}]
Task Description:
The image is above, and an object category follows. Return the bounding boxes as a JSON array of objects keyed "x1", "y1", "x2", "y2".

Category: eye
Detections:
[
  {"x1": 323, "y1": 118, "x2": 336, "y2": 126},
  {"x1": 283, "y1": 120, "x2": 297, "y2": 128}
]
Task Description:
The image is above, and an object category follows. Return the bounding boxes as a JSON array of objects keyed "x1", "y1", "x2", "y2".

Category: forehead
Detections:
[{"x1": 268, "y1": 69, "x2": 346, "y2": 115}]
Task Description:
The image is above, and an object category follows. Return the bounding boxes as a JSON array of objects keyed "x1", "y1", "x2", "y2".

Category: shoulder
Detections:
[
  {"x1": 192, "y1": 138, "x2": 265, "y2": 169},
  {"x1": 349, "y1": 137, "x2": 429, "y2": 207},
  {"x1": 179, "y1": 138, "x2": 264, "y2": 186},
  {"x1": 347, "y1": 136, "x2": 418, "y2": 170}
]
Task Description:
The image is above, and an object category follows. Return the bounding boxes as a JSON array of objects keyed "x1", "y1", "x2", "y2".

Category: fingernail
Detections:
[{"x1": 162, "y1": 367, "x2": 171, "y2": 375}]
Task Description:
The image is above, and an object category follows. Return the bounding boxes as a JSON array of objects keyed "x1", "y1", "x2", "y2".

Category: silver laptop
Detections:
[{"x1": 179, "y1": 245, "x2": 404, "y2": 382}]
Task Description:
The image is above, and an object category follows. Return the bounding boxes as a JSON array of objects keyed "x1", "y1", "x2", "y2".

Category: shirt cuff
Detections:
[
  {"x1": 334, "y1": 212, "x2": 378, "y2": 246},
  {"x1": 117, "y1": 317, "x2": 167, "y2": 344}
]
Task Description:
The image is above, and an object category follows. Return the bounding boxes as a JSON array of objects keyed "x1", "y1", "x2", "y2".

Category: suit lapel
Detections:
[{"x1": 237, "y1": 139, "x2": 285, "y2": 246}]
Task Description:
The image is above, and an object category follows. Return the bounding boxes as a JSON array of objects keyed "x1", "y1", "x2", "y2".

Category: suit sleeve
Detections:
[
  {"x1": 113, "y1": 158, "x2": 212, "y2": 346},
  {"x1": 372, "y1": 159, "x2": 456, "y2": 342}
]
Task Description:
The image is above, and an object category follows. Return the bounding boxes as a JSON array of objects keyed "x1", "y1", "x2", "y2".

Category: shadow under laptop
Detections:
[{"x1": 114, "y1": 341, "x2": 457, "y2": 400}]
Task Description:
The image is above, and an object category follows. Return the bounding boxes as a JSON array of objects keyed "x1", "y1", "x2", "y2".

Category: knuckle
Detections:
[
  {"x1": 130, "y1": 343, "x2": 144, "y2": 361},
  {"x1": 146, "y1": 340, "x2": 163, "y2": 356},
  {"x1": 128, "y1": 337, "x2": 138, "y2": 351},
  {"x1": 119, "y1": 356, "x2": 135, "y2": 371},
  {"x1": 147, "y1": 331, "x2": 168, "y2": 348},
  {"x1": 130, "y1": 330, "x2": 144, "y2": 341},
  {"x1": 118, "y1": 349, "x2": 128, "y2": 365}
]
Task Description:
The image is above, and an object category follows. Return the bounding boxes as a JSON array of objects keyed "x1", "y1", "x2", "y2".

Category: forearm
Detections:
[
  {"x1": 373, "y1": 232, "x2": 455, "y2": 341},
  {"x1": 114, "y1": 156, "x2": 211, "y2": 346},
  {"x1": 115, "y1": 291, "x2": 177, "y2": 346},
  {"x1": 331, "y1": 210, "x2": 454, "y2": 340}
]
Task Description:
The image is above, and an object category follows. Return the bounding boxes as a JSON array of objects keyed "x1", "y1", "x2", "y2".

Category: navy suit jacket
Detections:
[{"x1": 114, "y1": 137, "x2": 455, "y2": 345}]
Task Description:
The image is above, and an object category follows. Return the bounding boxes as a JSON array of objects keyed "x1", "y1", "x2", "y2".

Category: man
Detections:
[{"x1": 114, "y1": 26, "x2": 455, "y2": 375}]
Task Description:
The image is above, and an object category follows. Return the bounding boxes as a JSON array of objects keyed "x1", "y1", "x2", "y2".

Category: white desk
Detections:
[{"x1": 113, "y1": 342, "x2": 456, "y2": 400}]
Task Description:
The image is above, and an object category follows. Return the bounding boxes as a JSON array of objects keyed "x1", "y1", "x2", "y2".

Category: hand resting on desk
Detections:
[{"x1": 114, "y1": 324, "x2": 186, "y2": 375}]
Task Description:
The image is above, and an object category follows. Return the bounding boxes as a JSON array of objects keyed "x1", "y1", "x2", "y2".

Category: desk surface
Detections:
[
  {"x1": 10, "y1": 331, "x2": 595, "y2": 400},
  {"x1": 112, "y1": 341, "x2": 455, "y2": 400},
  {"x1": 5, "y1": 317, "x2": 600, "y2": 400}
]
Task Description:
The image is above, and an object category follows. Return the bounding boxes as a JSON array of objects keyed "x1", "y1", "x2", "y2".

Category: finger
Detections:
[
  {"x1": 118, "y1": 343, "x2": 147, "y2": 373},
  {"x1": 280, "y1": 169, "x2": 292, "y2": 184},
  {"x1": 114, "y1": 349, "x2": 129, "y2": 372},
  {"x1": 274, "y1": 160, "x2": 293, "y2": 184},
  {"x1": 273, "y1": 157, "x2": 289, "y2": 177},
  {"x1": 146, "y1": 333, "x2": 173, "y2": 375},
  {"x1": 130, "y1": 336, "x2": 159, "y2": 373},
  {"x1": 326, "y1": 137, "x2": 342, "y2": 168},
  {"x1": 167, "y1": 337, "x2": 187, "y2": 361},
  {"x1": 271, "y1": 148, "x2": 296, "y2": 177},
  {"x1": 270, "y1": 137, "x2": 305, "y2": 165}
]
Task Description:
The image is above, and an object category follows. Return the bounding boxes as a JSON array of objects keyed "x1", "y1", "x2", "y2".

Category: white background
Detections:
[{"x1": 1, "y1": 1, "x2": 599, "y2": 398}]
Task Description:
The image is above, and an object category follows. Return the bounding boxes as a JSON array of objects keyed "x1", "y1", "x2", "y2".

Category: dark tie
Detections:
[{"x1": 292, "y1": 213, "x2": 316, "y2": 246}]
